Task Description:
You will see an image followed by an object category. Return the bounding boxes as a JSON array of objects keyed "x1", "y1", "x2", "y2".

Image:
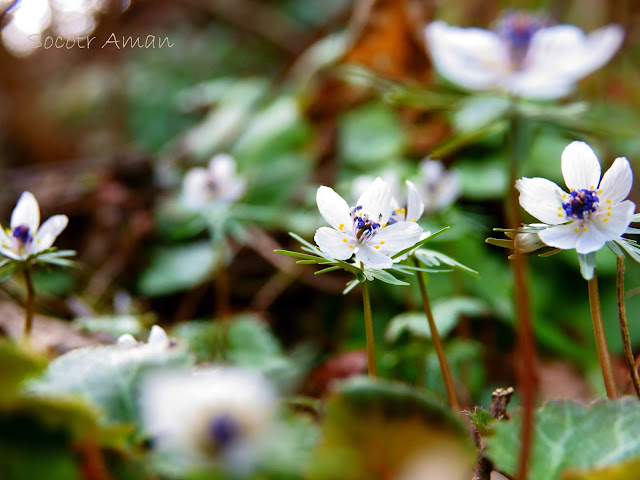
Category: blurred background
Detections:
[{"x1": 2, "y1": 0, "x2": 640, "y2": 406}]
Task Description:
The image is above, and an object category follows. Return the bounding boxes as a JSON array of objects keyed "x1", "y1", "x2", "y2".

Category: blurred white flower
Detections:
[
  {"x1": 351, "y1": 170, "x2": 401, "y2": 204},
  {"x1": 182, "y1": 154, "x2": 246, "y2": 210},
  {"x1": 314, "y1": 178, "x2": 423, "y2": 269},
  {"x1": 516, "y1": 141, "x2": 635, "y2": 254},
  {"x1": 117, "y1": 325, "x2": 170, "y2": 348},
  {"x1": 425, "y1": 11, "x2": 624, "y2": 99},
  {"x1": 141, "y1": 367, "x2": 276, "y2": 474},
  {"x1": 0, "y1": 191, "x2": 68, "y2": 261},
  {"x1": 417, "y1": 160, "x2": 461, "y2": 213}
]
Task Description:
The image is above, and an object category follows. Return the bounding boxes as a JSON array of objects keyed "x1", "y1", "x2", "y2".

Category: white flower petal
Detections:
[
  {"x1": 527, "y1": 24, "x2": 623, "y2": 81},
  {"x1": 314, "y1": 226, "x2": 354, "y2": 260},
  {"x1": 593, "y1": 200, "x2": 635, "y2": 240},
  {"x1": 598, "y1": 157, "x2": 632, "y2": 205},
  {"x1": 503, "y1": 70, "x2": 574, "y2": 99},
  {"x1": 117, "y1": 333, "x2": 138, "y2": 346},
  {"x1": 11, "y1": 191, "x2": 40, "y2": 233},
  {"x1": 33, "y1": 215, "x2": 68, "y2": 253},
  {"x1": 316, "y1": 186, "x2": 352, "y2": 231},
  {"x1": 576, "y1": 222, "x2": 611, "y2": 254},
  {"x1": 538, "y1": 223, "x2": 580, "y2": 251},
  {"x1": 425, "y1": 21, "x2": 506, "y2": 91},
  {"x1": 0, "y1": 245, "x2": 23, "y2": 261},
  {"x1": 373, "y1": 222, "x2": 423, "y2": 255},
  {"x1": 182, "y1": 167, "x2": 211, "y2": 209},
  {"x1": 515, "y1": 177, "x2": 567, "y2": 225},
  {"x1": 355, "y1": 244, "x2": 393, "y2": 269},
  {"x1": 405, "y1": 181, "x2": 424, "y2": 223},
  {"x1": 209, "y1": 154, "x2": 236, "y2": 181},
  {"x1": 356, "y1": 177, "x2": 394, "y2": 221},
  {"x1": 561, "y1": 141, "x2": 601, "y2": 191},
  {"x1": 148, "y1": 325, "x2": 169, "y2": 347}
]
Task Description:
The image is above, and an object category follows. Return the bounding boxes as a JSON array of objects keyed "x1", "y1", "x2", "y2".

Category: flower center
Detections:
[
  {"x1": 497, "y1": 12, "x2": 545, "y2": 68},
  {"x1": 12, "y1": 224, "x2": 32, "y2": 246},
  {"x1": 562, "y1": 189, "x2": 599, "y2": 220},
  {"x1": 207, "y1": 414, "x2": 238, "y2": 448},
  {"x1": 350, "y1": 205, "x2": 383, "y2": 243}
]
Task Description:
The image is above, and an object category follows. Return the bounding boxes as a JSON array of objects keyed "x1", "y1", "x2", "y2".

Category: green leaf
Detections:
[
  {"x1": 457, "y1": 157, "x2": 509, "y2": 200},
  {"x1": 338, "y1": 101, "x2": 406, "y2": 166},
  {"x1": 486, "y1": 397, "x2": 640, "y2": 480},
  {"x1": 452, "y1": 95, "x2": 510, "y2": 133},
  {"x1": 385, "y1": 297, "x2": 488, "y2": 343},
  {"x1": 73, "y1": 315, "x2": 151, "y2": 339},
  {"x1": 391, "y1": 227, "x2": 450, "y2": 260},
  {"x1": 0, "y1": 340, "x2": 47, "y2": 402},
  {"x1": 137, "y1": 241, "x2": 222, "y2": 296},
  {"x1": 415, "y1": 249, "x2": 479, "y2": 276},
  {"x1": 365, "y1": 268, "x2": 409, "y2": 286},
  {"x1": 308, "y1": 377, "x2": 473, "y2": 479},
  {"x1": 465, "y1": 407, "x2": 496, "y2": 438},
  {"x1": 30, "y1": 342, "x2": 194, "y2": 427},
  {"x1": 562, "y1": 458, "x2": 640, "y2": 480}
]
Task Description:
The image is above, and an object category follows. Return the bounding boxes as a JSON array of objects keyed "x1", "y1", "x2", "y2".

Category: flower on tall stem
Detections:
[
  {"x1": 516, "y1": 141, "x2": 634, "y2": 256},
  {"x1": 417, "y1": 159, "x2": 461, "y2": 214},
  {"x1": 0, "y1": 191, "x2": 74, "y2": 339},
  {"x1": 425, "y1": 11, "x2": 624, "y2": 99},
  {"x1": 314, "y1": 177, "x2": 423, "y2": 270}
]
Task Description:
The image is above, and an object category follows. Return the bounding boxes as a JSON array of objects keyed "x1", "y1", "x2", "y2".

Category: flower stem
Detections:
[
  {"x1": 23, "y1": 266, "x2": 35, "y2": 339},
  {"x1": 508, "y1": 103, "x2": 536, "y2": 480},
  {"x1": 412, "y1": 258, "x2": 460, "y2": 412},
  {"x1": 587, "y1": 270, "x2": 618, "y2": 399},
  {"x1": 616, "y1": 257, "x2": 640, "y2": 398},
  {"x1": 361, "y1": 281, "x2": 377, "y2": 377}
]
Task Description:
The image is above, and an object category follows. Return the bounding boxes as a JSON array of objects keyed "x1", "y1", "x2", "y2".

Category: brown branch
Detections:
[{"x1": 472, "y1": 386, "x2": 515, "y2": 480}]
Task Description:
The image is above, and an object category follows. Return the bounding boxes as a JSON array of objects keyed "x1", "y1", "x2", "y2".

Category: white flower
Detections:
[
  {"x1": 117, "y1": 325, "x2": 170, "y2": 348},
  {"x1": 516, "y1": 141, "x2": 635, "y2": 254},
  {"x1": 351, "y1": 170, "x2": 401, "y2": 203},
  {"x1": 425, "y1": 12, "x2": 624, "y2": 99},
  {"x1": 182, "y1": 154, "x2": 246, "y2": 210},
  {"x1": 141, "y1": 367, "x2": 275, "y2": 473},
  {"x1": 0, "y1": 191, "x2": 68, "y2": 261},
  {"x1": 314, "y1": 178, "x2": 423, "y2": 269},
  {"x1": 418, "y1": 159, "x2": 461, "y2": 213}
]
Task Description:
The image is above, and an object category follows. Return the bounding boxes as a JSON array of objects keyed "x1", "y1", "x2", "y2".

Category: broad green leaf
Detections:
[
  {"x1": 137, "y1": 241, "x2": 221, "y2": 296},
  {"x1": 385, "y1": 297, "x2": 489, "y2": 343},
  {"x1": 456, "y1": 158, "x2": 509, "y2": 200},
  {"x1": 338, "y1": 102, "x2": 406, "y2": 166},
  {"x1": 30, "y1": 342, "x2": 194, "y2": 426},
  {"x1": 486, "y1": 397, "x2": 640, "y2": 480},
  {"x1": 308, "y1": 377, "x2": 473, "y2": 480},
  {"x1": 0, "y1": 340, "x2": 47, "y2": 402},
  {"x1": 73, "y1": 314, "x2": 152, "y2": 339},
  {"x1": 452, "y1": 95, "x2": 509, "y2": 132},
  {"x1": 415, "y1": 249, "x2": 479, "y2": 276}
]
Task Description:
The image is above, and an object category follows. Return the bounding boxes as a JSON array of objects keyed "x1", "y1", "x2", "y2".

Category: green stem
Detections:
[
  {"x1": 361, "y1": 282, "x2": 377, "y2": 377},
  {"x1": 508, "y1": 104, "x2": 536, "y2": 480},
  {"x1": 23, "y1": 266, "x2": 34, "y2": 340},
  {"x1": 616, "y1": 257, "x2": 640, "y2": 399},
  {"x1": 588, "y1": 270, "x2": 619, "y2": 399},
  {"x1": 413, "y1": 258, "x2": 460, "y2": 411}
]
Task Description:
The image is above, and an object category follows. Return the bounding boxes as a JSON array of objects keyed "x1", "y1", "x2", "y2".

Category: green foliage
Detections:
[
  {"x1": 30, "y1": 341, "x2": 194, "y2": 427},
  {"x1": 137, "y1": 241, "x2": 222, "y2": 297},
  {"x1": 308, "y1": 377, "x2": 473, "y2": 479},
  {"x1": 465, "y1": 406, "x2": 496, "y2": 438},
  {"x1": 486, "y1": 397, "x2": 640, "y2": 480},
  {"x1": 0, "y1": 340, "x2": 47, "y2": 401},
  {"x1": 338, "y1": 102, "x2": 406, "y2": 166}
]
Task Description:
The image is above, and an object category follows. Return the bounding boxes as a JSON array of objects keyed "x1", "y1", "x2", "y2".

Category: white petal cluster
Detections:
[
  {"x1": 182, "y1": 154, "x2": 246, "y2": 210},
  {"x1": 425, "y1": 13, "x2": 624, "y2": 99},
  {"x1": 117, "y1": 325, "x2": 170, "y2": 348},
  {"x1": 0, "y1": 192, "x2": 68, "y2": 261},
  {"x1": 141, "y1": 367, "x2": 276, "y2": 473},
  {"x1": 314, "y1": 178, "x2": 423, "y2": 269},
  {"x1": 516, "y1": 141, "x2": 635, "y2": 254}
]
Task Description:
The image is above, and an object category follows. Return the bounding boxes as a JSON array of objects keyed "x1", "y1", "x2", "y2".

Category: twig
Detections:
[
  {"x1": 472, "y1": 387, "x2": 515, "y2": 480},
  {"x1": 616, "y1": 256, "x2": 640, "y2": 398}
]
